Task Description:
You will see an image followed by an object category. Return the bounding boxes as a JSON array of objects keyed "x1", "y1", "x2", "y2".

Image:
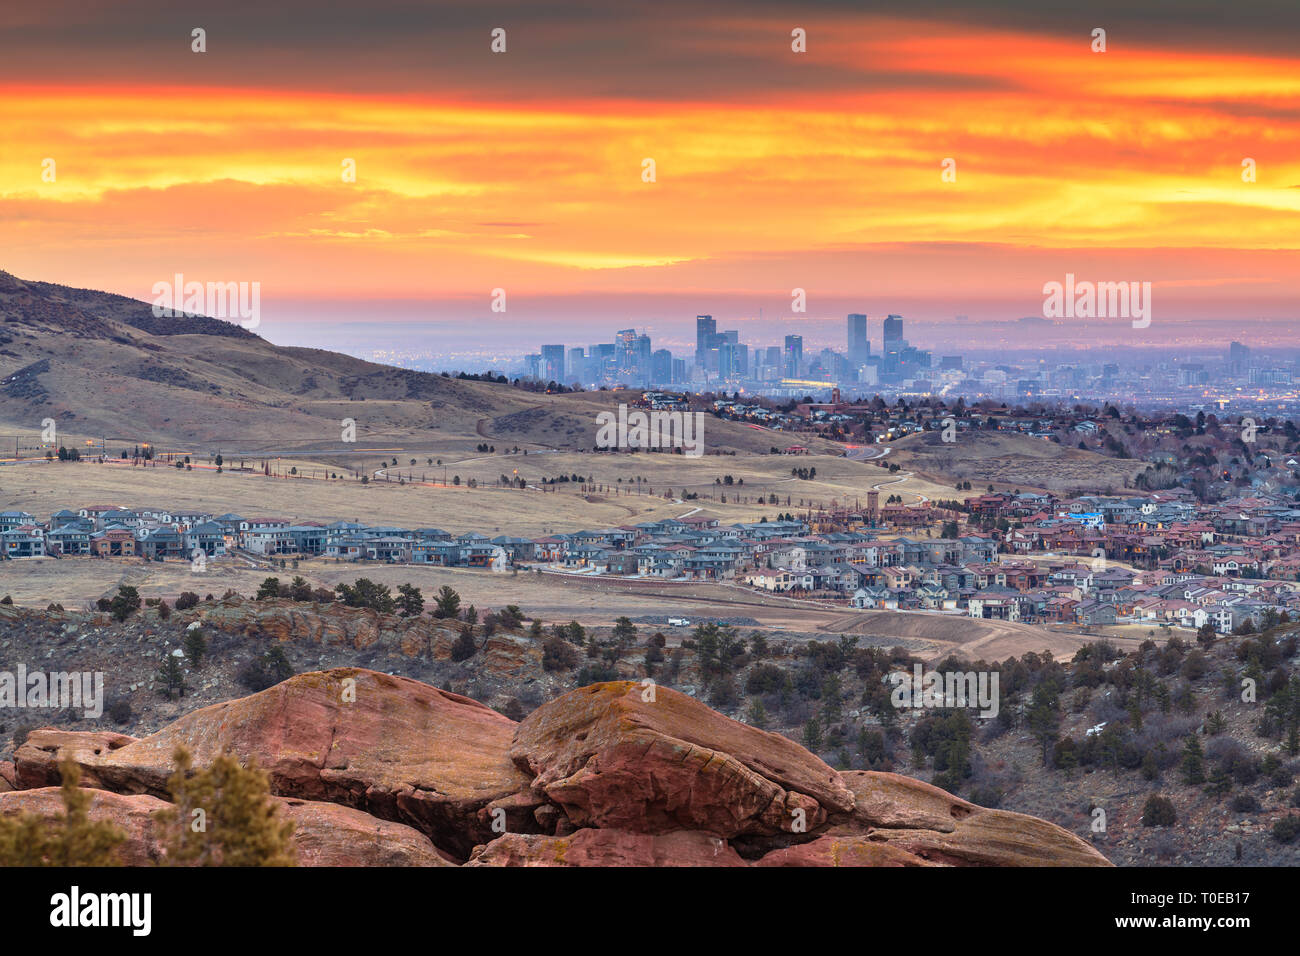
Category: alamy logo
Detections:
[
  {"x1": 595, "y1": 403, "x2": 704, "y2": 458},
  {"x1": 1042, "y1": 273, "x2": 1151, "y2": 329},
  {"x1": 889, "y1": 664, "x2": 999, "y2": 718},
  {"x1": 0, "y1": 665, "x2": 104, "y2": 719},
  {"x1": 50, "y1": 886, "x2": 151, "y2": 936},
  {"x1": 151, "y1": 273, "x2": 261, "y2": 329}
]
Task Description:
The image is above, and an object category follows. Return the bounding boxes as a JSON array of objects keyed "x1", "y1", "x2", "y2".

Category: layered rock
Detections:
[
  {"x1": 840, "y1": 772, "x2": 1106, "y2": 866},
  {"x1": 0, "y1": 788, "x2": 452, "y2": 866},
  {"x1": 15, "y1": 668, "x2": 533, "y2": 858},
  {"x1": 10, "y1": 670, "x2": 1112, "y2": 867},
  {"x1": 511, "y1": 681, "x2": 854, "y2": 837},
  {"x1": 466, "y1": 828, "x2": 747, "y2": 867}
]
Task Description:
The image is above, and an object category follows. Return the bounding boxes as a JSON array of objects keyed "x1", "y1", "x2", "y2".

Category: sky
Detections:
[{"x1": 2, "y1": 0, "x2": 1299, "y2": 351}]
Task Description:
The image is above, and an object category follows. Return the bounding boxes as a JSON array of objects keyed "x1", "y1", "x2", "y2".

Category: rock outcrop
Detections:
[
  {"x1": 466, "y1": 828, "x2": 748, "y2": 867},
  {"x1": 10, "y1": 672, "x2": 1111, "y2": 866},
  {"x1": 16, "y1": 668, "x2": 533, "y2": 857},
  {"x1": 511, "y1": 682, "x2": 854, "y2": 837},
  {"x1": 0, "y1": 788, "x2": 452, "y2": 866}
]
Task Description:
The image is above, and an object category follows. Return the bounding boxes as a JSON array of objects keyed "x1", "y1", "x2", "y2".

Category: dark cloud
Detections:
[{"x1": 1, "y1": 0, "x2": 1285, "y2": 100}]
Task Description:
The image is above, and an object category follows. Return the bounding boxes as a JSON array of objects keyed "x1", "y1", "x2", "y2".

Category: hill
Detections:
[
  {"x1": 889, "y1": 429, "x2": 1147, "y2": 494},
  {"x1": 0, "y1": 269, "x2": 839, "y2": 458}
]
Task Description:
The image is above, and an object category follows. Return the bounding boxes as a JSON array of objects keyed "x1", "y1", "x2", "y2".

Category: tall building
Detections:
[
  {"x1": 635, "y1": 333, "x2": 652, "y2": 376},
  {"x1": 540, "y1": 344, "x2": 565, "y2": 382},
  {"x1": 616, "y1": 328, "x2": 638, "y2": 374},
  {"x1": 783, "y1": 335, "x2": 803, "y2": 377},
  {"x1": 651, "y1": 349, "x2": 673, "y2": 384},
  {"x1": 719, "y1": 342, "x2": 748, "y2": 378},
  {"x1": 883, "y1": 315, "x2": 904, "y2": 352},
  {"x1": 847, "y1": 313, "x2": 869, "y2": 366},
  {"x1": 695, "y1": 315, "x2": 716, "y2": 366},
  {"x1": 567, "y1": 347, "x2": 585, "y2": 382}
]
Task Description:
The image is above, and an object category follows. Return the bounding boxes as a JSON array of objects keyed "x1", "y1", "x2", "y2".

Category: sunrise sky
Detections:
[{"x1": 2, "y1": 0, "x2": 1299, "y2": 348}]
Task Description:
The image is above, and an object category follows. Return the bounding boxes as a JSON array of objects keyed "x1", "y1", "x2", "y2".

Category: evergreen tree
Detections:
[
  {"x1": 160, "y1": 747, "x2": 296, "y2": 866},
  {"x1": 396, "y1": 583, "x2": 424, "y2": 617},
  {"x1": 1182, "y1": 735, "x2": 1206, "y2": 784},
  {"x1": 433, "y1": 585, "x2": 461, "y2": 619},
  {"x1": 0, "y1": 757, "x2": 126, "y2": 865},
  {"x1": 157, "y1": 653, "x2": 186, "y2": 699}
]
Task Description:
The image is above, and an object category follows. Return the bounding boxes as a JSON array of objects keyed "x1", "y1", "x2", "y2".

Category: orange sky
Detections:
[{"x1": 2, "y1": 5, "x2": 1298, "y2": 336}]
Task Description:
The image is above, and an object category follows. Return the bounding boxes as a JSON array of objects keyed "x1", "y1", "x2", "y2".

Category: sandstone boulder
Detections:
[
  {"x1": 841, "y1": 772, "x2": 1110, "y2": 866},
  {"x1": 511, "y1": 681, "x2": 853, "y2": 837},
  {"x1": 15, "y1": 668, "x2": 532, "y2": 858},
  {"x1": 754, "y1": 835, "x2": 936, "y2": 867},
  {"x1": 467, "y1": 828, "x2": 746, "y2": 867},
  {"x1": 0, "y1": 787, "x2": 452, "y2": 866}
]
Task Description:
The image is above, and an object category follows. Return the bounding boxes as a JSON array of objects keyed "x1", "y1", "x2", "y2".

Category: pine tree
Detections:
[
  {"x1": 396, "y1": 583, "x2": 424, "y2": 617},
  {"x1": 1182, "y1": 735, "x2": 1206, "y2": 784},
  {"x1": 0, "y1": 757, "x2": 126, "y2": 865},
  {"x1": 803, "y1": 714, "x2": 823, "y2": 752},
  {"x1": 157, "y1": 653, "x2": 186, "y2": 699},
  {"x1": 183, "y1": 628, "x2": 207, "y2": 670},
  {"x1": 433, "y1": 585, "x2": 461, "y2": 619},
  {"x1": 160, "y1": 747, "x2": 296, "y2": 866}
]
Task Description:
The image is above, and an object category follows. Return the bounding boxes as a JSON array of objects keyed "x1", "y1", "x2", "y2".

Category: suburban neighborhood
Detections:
[{"x1": 5, "y1": 485, "x2": 1300, "y2": 636}]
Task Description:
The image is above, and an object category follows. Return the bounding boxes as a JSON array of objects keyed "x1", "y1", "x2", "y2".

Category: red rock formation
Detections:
[
  {"x1": 10, "y1": 671, "x2": 1111, "y2": 866},
  {"x1": 0, "y1": 788, "x2": 452, "y2": 866},
  {"x1": 753, "y1": 835, "x2": 935, "y2": 867},
  {"x1": 15, "y1": 668, "x2": 533, "y2": 858},
  {"x1": 511, "y1": 681, "x2": 854, "y2": 837},
  {"x1": 466, "y1": 828, "x2": 747, "y2": 866}
]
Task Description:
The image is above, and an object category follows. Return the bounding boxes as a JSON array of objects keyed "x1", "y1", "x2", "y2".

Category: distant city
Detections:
[{"x1": 356, "y1": 314, "x2": 1300, "y2": 417}]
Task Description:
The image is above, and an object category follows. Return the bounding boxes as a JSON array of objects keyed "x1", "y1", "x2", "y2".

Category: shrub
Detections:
[
  {"x1": 1141, "y1": 794, "x2": 1177, "y2": 827},
  {"x1": 175, "y1": 591, "x2": 200, "y2": 611},
  {"x1": 576, "y1": 663, "x2": 618, "y2": 684},
  {"x1": 450, "y1": 630, "x2": 478, "y2": 662},
  {"x1": 542, "y1": 636, "x2": 579, "y2": 672},
  {"x1": 1272, "y1": 815, "x2": 1300, "y2": 844},
  {"x1": 236, "y1": 647, "x2": 293, "y2": 692},
  {"x1": 105, "y1": 697, "x2": 134, "y2": 724},
  {"x1": 1230, "y1": 792, "x2": 1260, "y2": 813}
]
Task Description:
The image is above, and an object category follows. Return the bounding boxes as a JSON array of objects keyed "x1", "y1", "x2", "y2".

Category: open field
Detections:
[
  {"x1": 0, "y1": 448, "x2": 953, "y2": 536},
  {"x1": 0, "y1": 552, "x2": 1138, "y2": 663}
]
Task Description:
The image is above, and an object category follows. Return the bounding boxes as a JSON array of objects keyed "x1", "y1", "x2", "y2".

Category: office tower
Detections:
[
  {"x1": 540, "y1": 344, "x2": 565, "y2": 382},
  {"x1": 783, "y1": 335, "x2": 803, "y2": 377},
  {"x1": 883, "y1": 315, "x2": 904, "y2": 352},
  {"x1": 847, "y1": 314, "x2": 869, "y2": 366},
  {"x1": 672, "y1": 358, "x2": 686, "y2": 383},
  {"x1": 524, "y1": 354, "x2": 541, "y2": 379},
  {"x1": 695, "y1": 315, "x2": 716, "y2": 365},
  {"x1": 719, "y1": 342, "x2": 748, "y2": 378},
  {"x1": 567, "y1": 347, "x2": 585, "y2": 382},
  {"x1": 651, "y1": 349, "x2": 673, "y2": 384},
  {"x1": 765, "y1": 345, "x2": 782, "y2": 368},
  {"x1": 616, "y1": 328, "x2": 638, "y2": 373},
  {"x1": 721, "y1": 329, "x2": 739, "y2": 345},
  {"x1": 635, "y1": 334, "x2": 652, "y2": 376}
]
